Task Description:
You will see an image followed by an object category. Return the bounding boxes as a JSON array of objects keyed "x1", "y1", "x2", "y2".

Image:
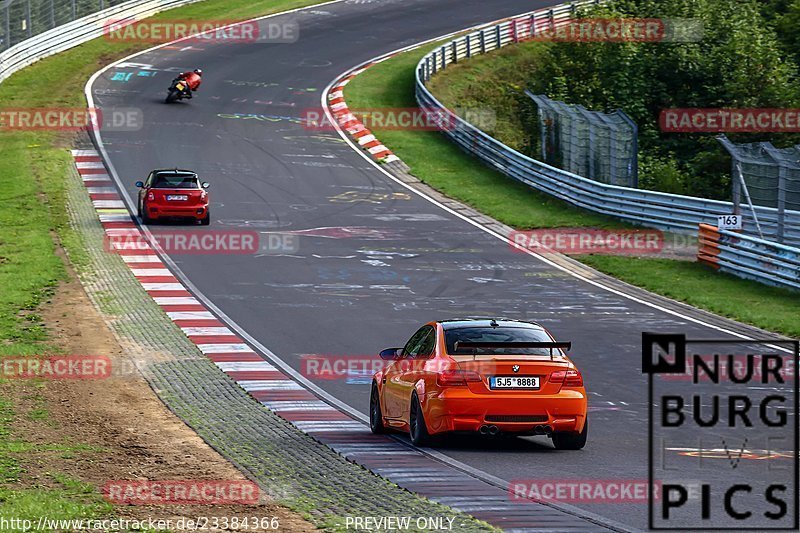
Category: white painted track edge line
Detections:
[
  {"x1": 77, "y1": 4, "x2": 739, "y2": 532},
  {"x1": 319, "y1": 39, "x2": 793, "y2": 356},
  {"x1": 79, "y1": 5, "x2": 639, "y2": 532},
  {"x1": 82, "y1": 0, "x2": 370, "y2": 422}
]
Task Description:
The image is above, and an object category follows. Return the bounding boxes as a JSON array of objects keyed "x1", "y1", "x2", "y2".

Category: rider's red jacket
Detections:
[{"x1": 178, "y1": 71, "x2": 202, "y2": 90}]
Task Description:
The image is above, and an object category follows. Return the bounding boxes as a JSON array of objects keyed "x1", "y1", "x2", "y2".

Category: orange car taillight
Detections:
[
  {"x1": 436, "y1": 370, "x2": 482, "y2": 387},
  {"x1": 550, "y1": 370, "x2": 583, "y2": 387}
]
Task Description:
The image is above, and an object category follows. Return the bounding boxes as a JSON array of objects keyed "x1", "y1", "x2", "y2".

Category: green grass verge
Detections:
[
  {"x1": 0, "y1": 0, "x2": 326, "y2": 525},
  {"x1": 344, "y1": 45, "x2": 800, "y2": 338},
  {"x1": 581, "y1": 256, "x2": 800, "y2": 337},
  {"x1": 345, "y1": 45, "x2": 624, "y2": 230},
  {"x1": 0, "y1": 395, "x2": 113, "y2": 526}
]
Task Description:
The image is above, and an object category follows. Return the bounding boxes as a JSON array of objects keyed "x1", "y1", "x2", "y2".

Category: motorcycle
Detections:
[{"x1": 165, "y1": 78, "x2": 192, "y2": 103}]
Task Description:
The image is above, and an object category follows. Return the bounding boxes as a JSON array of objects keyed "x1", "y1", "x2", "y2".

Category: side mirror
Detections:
[
  {"x1": 379, "y1": 348, "x2": 402, "y2": 361},
  {"x1": 202, "y1": 182, "x2": 210, "y2": 189},
  {"x1": 135, "y1": 181, "x2": 144, "y2": 188}
]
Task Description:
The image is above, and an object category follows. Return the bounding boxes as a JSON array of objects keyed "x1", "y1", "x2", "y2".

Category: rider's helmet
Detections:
[{"x1": 194, "y1": 68, "x2": 203, "y2": 76}]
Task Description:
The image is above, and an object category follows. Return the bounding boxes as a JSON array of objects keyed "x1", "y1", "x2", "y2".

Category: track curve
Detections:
[{"x1": 87, "y1": 1, "x2": 791, "y2": 530}]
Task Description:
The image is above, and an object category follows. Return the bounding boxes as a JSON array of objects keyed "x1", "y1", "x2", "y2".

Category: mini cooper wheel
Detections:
[{"x1": 141, "y1": 205, "x2": 152, "y2": 225}]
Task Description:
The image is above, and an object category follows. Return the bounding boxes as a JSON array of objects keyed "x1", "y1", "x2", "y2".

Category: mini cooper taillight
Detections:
[{"x1": 550, "y1": 369, "x2": 583, "y2": 387}]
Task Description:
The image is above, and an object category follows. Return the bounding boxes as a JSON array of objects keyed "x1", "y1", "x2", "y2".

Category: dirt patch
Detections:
[{"x1": 5, "y1": 275, "x2": 316, "y2": 531}]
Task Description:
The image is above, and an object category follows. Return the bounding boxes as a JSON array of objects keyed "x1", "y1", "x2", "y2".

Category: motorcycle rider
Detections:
[{"x1": 174, "y1": 68, "x2": 203, "y2": 98}]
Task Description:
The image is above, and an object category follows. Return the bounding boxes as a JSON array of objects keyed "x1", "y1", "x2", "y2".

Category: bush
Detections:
[{"x1": 524, "y1": 0, "x2": 800, "y2": 199}]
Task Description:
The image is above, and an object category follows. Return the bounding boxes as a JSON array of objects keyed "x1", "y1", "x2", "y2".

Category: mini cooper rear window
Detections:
[
  {"x1": 152, "y1": 174, "x2": 200, "y2": 189},
  {"x1": 445, "y1": 327, "x2": 560, "y2": 356}
]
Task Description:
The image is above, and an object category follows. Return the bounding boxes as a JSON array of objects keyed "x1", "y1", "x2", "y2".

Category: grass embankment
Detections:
[
  {"x1": 0, "y1": 0, "x2": 324, "y2": 525},
  {"x1": 344, "y1": 47, "x2": 800, "y2": 338}
]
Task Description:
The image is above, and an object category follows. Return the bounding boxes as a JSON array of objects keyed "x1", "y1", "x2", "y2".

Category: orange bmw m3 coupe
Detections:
[{"x1": 370, "y1": 319, "x2": 588, "y2": 449}]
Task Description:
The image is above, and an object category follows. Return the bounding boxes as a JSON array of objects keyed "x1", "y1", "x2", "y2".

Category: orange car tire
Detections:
[
  {"x1": 552, "y1": 418, "x2": 588, "y2": 450},
  {"x1": 409, "y1": 392, "x2": 432, "y2": 447},
  {"x1": 369, "y1": 383, "x2": 386, "y2": 434}
]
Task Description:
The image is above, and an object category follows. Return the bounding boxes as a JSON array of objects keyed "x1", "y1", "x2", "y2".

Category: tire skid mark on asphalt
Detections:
[{"x1": 69, "y1": 145, "x2": 616, "y2": 532}]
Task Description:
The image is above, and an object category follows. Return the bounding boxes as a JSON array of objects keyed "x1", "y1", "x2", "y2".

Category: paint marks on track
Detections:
[{"x1": 70, "y1": 148, "x2": 602, "y2": 531}]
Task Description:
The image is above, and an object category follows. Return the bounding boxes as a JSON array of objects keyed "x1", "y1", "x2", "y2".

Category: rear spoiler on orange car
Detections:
[{"x1": 453, "y1": 341, "x2": 572, "y2": 360}]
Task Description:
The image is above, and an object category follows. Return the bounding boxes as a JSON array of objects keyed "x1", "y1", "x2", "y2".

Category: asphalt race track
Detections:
[{"x1": 89, "y1": 1, "x2": 796, "y2": 530}]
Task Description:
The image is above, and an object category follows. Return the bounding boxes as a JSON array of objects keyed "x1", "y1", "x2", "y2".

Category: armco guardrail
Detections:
[
  {"x1": 414, "y1": 0, "x2": 800, "y2": 247},
  {"x1": 0, "y1": 0, "x2": 198, "y2": 84},
  {"x1": 698, "y1": 224, "x2": 800, "y2": 291}
]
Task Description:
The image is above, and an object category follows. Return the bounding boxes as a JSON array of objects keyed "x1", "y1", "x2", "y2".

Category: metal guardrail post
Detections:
[
  {"x1": 609, "y1": 123, "x2": 618, "y2": 185},
  {"x1": 466, "y1": 34, "x2": 471, "y2": 58},
  {"x1": 576, "y1": 106, "x2": 596, "y2": 181},
  {"x1": 778, "y1": 165, "x2": 787, "y2": 243},
  {"x1": 451, "y1": 40, "x2": 457, "y2": 63},
  {"x1": 479, "y1": 29, "x2": 485, "y2": 53},
  {"x1": 730, "y1": 159, "x2": 741, "y2": 215},
  {"x1": 736, "y1": 162, "x2": 765, "y2": 240},
  {"x1": 25, "y1": 0, "x2": 31, "y2": 38},
  {"x1": 4, "y1": 4, "x2": 10, "y2": 51},
  {"x1": 617, "y1": 110, "x2": 638, "y2": 188},
  {"x1": 495, "y1": 25, "x2": 500, "y2": 49},
  {"x1": 718, "y1": 135, "x2": 741, "y2": 215},
  {"x1": 539, "y1": 109, "x2": 547, "y2": 162}
]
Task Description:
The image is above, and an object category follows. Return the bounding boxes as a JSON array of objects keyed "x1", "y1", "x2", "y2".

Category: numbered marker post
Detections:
[{"x1": 716, "y1": 214, "x2": 742, "y2": 231}]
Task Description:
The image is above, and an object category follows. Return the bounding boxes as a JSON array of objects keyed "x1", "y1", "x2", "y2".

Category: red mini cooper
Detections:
[{"x1": 136, "y1": 169, "x2": 210, "y2": 225}]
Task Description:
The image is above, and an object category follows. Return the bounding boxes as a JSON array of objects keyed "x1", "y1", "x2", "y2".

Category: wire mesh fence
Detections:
[
  {"x1": 525, "y1": 91, "x2": 638, "y2": 188},
  {"x1": 0, "y1": 0, "x2": 129, "y2": 51},
  {"x1": 718, "y1": 135, "x2": 800, "y2": 243}
]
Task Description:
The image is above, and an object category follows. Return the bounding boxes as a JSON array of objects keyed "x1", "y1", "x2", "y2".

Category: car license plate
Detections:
[
  {"x1": 166, "y1": 195, "x2": 188, "y2": 201},
  {"x1": 490, "y1": 376, "x2": 540, "y2": 389}
]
